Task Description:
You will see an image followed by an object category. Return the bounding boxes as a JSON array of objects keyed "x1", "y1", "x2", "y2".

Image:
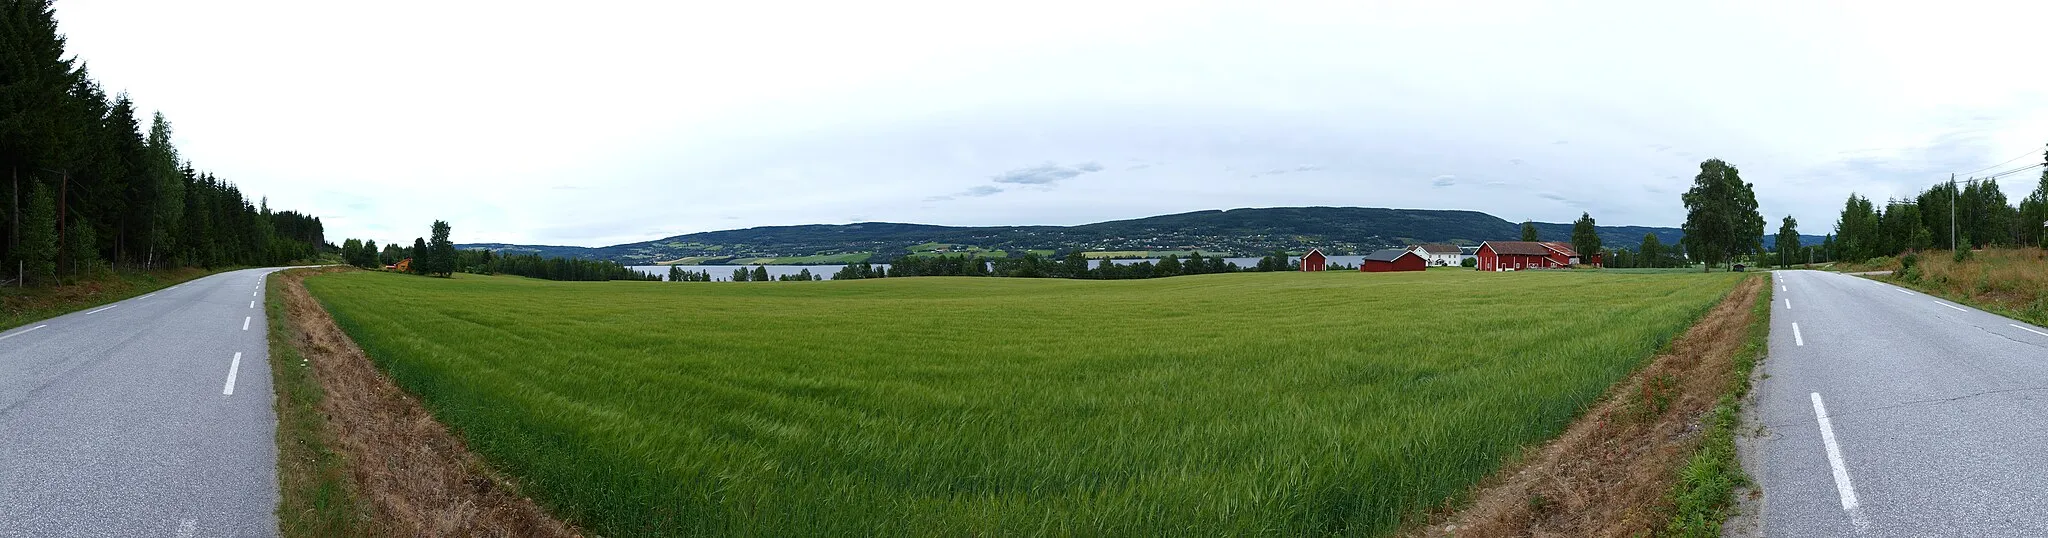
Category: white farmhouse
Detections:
[{"x1": 1406, "y1": 243, "x2": 1464, "y2": 267}]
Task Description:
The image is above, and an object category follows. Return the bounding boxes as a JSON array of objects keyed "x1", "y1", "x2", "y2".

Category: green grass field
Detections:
[{"x1": 303, "y1": 269, "x2": 1740, "y2": 536}]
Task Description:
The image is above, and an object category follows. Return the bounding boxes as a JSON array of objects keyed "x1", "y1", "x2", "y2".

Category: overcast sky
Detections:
[{"x1": 52, "y1": 1, "x2": 2048, "y2": 247}]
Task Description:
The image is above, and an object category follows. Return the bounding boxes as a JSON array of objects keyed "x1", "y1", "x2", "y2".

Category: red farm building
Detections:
[
  {"x1": 1474, "y1": 241, "x2": 1601, "y2": 271},
  {"x1": 1361, "y1": 248, "x2": 1427, "y2": 272},
  {"x1": 1300, "y1": 248, "x2": 1327, "y2": 272}
]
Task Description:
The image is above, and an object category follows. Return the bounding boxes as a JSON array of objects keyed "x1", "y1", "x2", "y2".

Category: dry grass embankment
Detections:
[
  {"x1": 1885, "y1": 247, "x2": 2048, "y2": 327},
  {"x1": 1415, "y1": 275, "x2": 1768, "y2": 537},
  {"x1": 270, "y1": 267, "x2": 577, "y2": 537}
]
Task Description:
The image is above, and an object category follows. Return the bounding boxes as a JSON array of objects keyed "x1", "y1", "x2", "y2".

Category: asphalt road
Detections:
[
  {"x1": 1751, "y1": 270, "x2": 2048, "y2": 536},
  {"x1": 0, "y1": 268, "x2": 283, "y2": 537}
]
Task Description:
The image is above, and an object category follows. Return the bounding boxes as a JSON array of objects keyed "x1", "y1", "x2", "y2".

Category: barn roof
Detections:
[
  {"x1": 1302, "y1": 247, "x2": 1326, "y2": 258},
  {"x1": 1540, "y1": 242, "x2": 1580, "y2": 257},
  {"x1": 1480, "y1": 241, "x2": 1553, "y2": 256},
  {"x1": 1363, "y1": 249, "x2": 1418, "y2": 262},
  {"x1": 1412, "y1": 243, "x2": 1461, "y2": 254}
]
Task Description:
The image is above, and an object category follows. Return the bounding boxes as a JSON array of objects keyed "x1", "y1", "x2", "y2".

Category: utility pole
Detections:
[{"x1": 1950, "y1": 173, "x2": 1958, "y2": 251}]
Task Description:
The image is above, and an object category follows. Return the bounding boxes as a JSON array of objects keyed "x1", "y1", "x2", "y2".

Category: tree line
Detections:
[
  {"x1": 2, "y1": 0, "x2": 325, "y2": 285},
  {"x1": 1830, "y1": 154, "x2": 2048, "y2": 263},
  {"x1": 337, "y1": 220, "x2": 656, "y2": 282},
  {"x1": 828, "y1": 251, "x2": 1269, "y2": 281}
]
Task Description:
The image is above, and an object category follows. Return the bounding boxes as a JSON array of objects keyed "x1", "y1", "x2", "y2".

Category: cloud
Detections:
[
  {"x1": 1248, "y1": 164, "x2": 1323, "y2": 178},
  {"x1": 992, "y1": 161, "x2": 1104, "y2": 185},
  {"x1": 925, "y1": 184, "x2": 1006, "y2": 202},
  {"x1": 1537, "y1": 192, "x2": 1570, "y2": 202},
  {"x1": 1507, "y1": 158, "x2": 1525, "y2": 166},
  {"x1": 1430, "y1": 175, "x2": 1457, "y2": 187}
]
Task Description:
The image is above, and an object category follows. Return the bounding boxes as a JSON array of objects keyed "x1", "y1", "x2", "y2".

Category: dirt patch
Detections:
[
  {"x1": 1411, "y1": 276, "x2": 1764, "y2": 537},
  {"x1": 275, "y1": 268, "x2": 579, "y2": 537}
]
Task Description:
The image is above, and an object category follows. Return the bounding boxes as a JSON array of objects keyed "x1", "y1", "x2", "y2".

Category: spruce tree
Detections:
[
  {"x1": 18, "y1": 183, "x2": 57, "y2": 285},
  {"x1": 410, "y1": 237, "x2": 428, "y2": 274},
  {"x1": 1521, "y1": 221, "x2": 1539, "y2": 241},
  {"x1": 752, "y1": 265, "x2": 769, "y2": 282},
  {"x1": 427, "y1": 220, "x2": 456, "y2": 277},
  {"x1": 66, "y1": 216, "x2": 97, "y2": 276}
]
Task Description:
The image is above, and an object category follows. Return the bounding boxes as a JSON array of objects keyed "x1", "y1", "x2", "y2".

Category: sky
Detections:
[{"x1": 50, "y1": 1, "x2": 2048, "y2": 247}]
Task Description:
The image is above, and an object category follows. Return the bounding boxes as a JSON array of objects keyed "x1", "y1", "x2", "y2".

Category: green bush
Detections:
[{"x1": 1953, "y1": 249, "x2": 1973, "y2": 263}]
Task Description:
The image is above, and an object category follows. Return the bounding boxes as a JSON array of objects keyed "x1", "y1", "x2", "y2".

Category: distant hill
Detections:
[{"x1": 461, "y1": 206, "x2": 1827, "y2": 265}]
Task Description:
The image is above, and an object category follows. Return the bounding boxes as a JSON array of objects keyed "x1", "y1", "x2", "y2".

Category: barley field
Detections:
[{"x1": 303, "y1": 269, "x2": 1740, "y2": 536}]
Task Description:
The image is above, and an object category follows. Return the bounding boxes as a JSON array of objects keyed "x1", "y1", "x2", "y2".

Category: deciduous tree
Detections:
[
  {"x1": 1680, "y1": 159, "x2": 1765, "y2": 272},
  {"x1": 1775, "y1": 216, "x2": 1800, "y2": 267},
  {"x1": 1570, "y1": 212, "x2": 1600, "y2": 265}
]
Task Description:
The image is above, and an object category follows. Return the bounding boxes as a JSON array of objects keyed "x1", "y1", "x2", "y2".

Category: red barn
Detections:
[
  {"x1": 1475, "y1": 241, "x2": 1601, "y2": 271},
  {"x1": 1300, "y1": 248, "x2": 1327, "y2": 272},
  {"x1": 1361, "y1": 248, "x2": 1426, "y2": 272}
]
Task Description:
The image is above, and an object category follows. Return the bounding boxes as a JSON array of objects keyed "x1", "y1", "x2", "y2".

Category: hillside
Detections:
[{"x1": 461, "y1": 206, "x2": 1826, "y2": 265}]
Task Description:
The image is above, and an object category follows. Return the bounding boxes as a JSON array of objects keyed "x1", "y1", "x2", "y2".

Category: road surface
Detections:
[
  {"x1": 0, "y1": 268, "x2": 283, "y2": 537},
  {"x1": 1751, "y1": 270, "x2": 2048, "y2": 536}
]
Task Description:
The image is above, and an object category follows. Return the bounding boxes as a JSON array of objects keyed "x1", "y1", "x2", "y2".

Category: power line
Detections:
[
  {"x1": 1980, "y1": 162, "x2": 2044, "y2": 181},
  {"x1": 1957, "y1": 147, "x2": 2045, "y2": 177}
]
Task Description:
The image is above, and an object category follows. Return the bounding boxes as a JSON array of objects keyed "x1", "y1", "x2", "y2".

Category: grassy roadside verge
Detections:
[
  {"x1": 0, "y1": 266, "x2": 227, "y2": 331},
  {"x1": 272, "y1": 267, "x2": 575, "y2": 537},
  {"x1": 1661, "y1": 275, "x2": 1772, "y2": 535},
  {"x1": 268, "y1": 267, "x2": 374, "y2": 536},
  {"x1": 1412, "y1": 275, "x2": 1764, "y2": 537}
]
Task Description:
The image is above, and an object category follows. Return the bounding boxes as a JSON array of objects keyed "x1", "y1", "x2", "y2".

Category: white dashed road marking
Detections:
[
  {"x1": 1810, "y1": 392, "x2": 1869, "y2": 529},
  {"x1": 222, "y1": 352, "x2": 242, "y2": 396},
  {"x1": 0, "y1": 325, "x2": 47, "y2": 340}
]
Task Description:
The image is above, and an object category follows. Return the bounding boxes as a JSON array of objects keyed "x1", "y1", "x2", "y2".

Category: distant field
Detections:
[
  {"x1": 902, "y1": 242, "x2": 1007, "y2": 259},
  {"x1": 304, "y1": 269, "x2": 1741, "y2": 536},
  {"x1": 1083, "y1": 249, "x2": 1228, "y2": 259},
  {"x1": 725, "y1": 252, "x2": 873, "y2": 265}
]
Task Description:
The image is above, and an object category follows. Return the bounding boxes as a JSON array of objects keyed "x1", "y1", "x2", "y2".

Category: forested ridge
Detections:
[
  {"x1": 463, "y1": 207, "x2": 1829, "y2": 265},
  {"x1": 1, "y1": 0, "x2": 324, "y2": 286}
]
